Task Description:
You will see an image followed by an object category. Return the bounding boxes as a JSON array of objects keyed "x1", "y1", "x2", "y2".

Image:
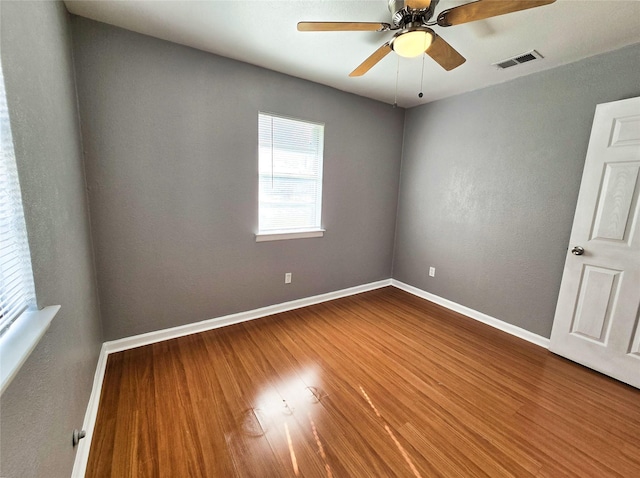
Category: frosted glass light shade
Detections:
[{"x1": 392, "y1": 30, "x2": 433, "y2": 58}]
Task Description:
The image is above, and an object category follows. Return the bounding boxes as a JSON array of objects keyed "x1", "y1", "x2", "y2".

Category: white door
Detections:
[{"x1": 550, "y1": 96, "x2": 640, "y2": 388}]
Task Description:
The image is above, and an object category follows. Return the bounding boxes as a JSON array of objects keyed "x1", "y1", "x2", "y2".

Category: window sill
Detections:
[
  {"x1": 256, "y1": 229, "x2": 325, "y2": 242},
  {"x1": 0, "y1": 305, "x2": 61, "y2": 395}
]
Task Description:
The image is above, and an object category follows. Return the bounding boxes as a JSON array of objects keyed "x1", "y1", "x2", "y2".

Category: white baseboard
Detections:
[
  {"x1": 104, "y1": 279, "x2": 392, "y2": 354},
  {"x1": 391, "y1": 279, "x2": 550, "y2": 349},
  {"x1": 73, "y1": 276, "x2": 549, "y2": 476},
  {"x1": 71, "y1": 343, "x2": 109, "y2": 478}
]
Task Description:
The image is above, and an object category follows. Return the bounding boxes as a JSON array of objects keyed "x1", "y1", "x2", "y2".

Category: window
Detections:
[
  {"x1": 0, "y1": 61, "x2": 59, "y2": 394},
  {"x1": 257, "y1": 113, "x2": 324, "y2": 241}
]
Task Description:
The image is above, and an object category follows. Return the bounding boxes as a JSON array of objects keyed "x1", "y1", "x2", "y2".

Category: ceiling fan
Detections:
[{"x1": 298, "y1": 0, "x2": 556, "y2": 76}]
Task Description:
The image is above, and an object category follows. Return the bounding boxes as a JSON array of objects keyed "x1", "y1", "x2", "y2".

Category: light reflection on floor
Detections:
[
  {"x1": 224, "y1": 365, "x2": 423, "y2": 477},
  {"x1": 308, "y1": 411, "x2": 333, "y2": 478},
  {"x1": 359, "y1": 385, "x2": 423, "y2": 478}
]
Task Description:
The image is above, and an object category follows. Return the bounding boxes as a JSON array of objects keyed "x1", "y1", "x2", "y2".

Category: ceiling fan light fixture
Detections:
[{"x1": 391, "y1": 28, "x2": 434, "y2": 58}]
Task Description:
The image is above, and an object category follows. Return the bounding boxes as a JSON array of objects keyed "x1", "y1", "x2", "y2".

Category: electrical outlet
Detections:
[
  {"x1": 285, "y1": 272, "x2": 292, "y2": 284},
  {"x1": 429, "y1": 267, "x2": 436, "y2": 277}
]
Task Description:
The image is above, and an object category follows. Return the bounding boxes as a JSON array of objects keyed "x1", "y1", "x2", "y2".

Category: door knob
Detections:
[{"x1": 571, "y1": 246, "x2": 585, "y2": 255}]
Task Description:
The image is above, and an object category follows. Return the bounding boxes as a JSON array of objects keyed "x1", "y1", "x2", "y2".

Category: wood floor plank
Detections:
[
  {"x1": 86, "y1": 287, "x2": 640, "y2": 477},
  {"x1": 176, "y1": 334, "x2": 236, "y2": 477},
  {"x1": 113, "y1": 346, "x2": 157, "y2": 478},
  {"x1": 86, "y1": 349, "x2": 125, "y2": 476}
]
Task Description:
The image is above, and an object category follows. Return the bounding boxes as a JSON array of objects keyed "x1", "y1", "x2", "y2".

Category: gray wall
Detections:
[
  {"x1": 393, "y1": 43, "x2": 640, "y2": 338},
  {"x1": 71, "y1": 18, "x2": 405, "y2": 341},
  {"x1": 0, "y1": 2, "x2": 103, "y2": 477}
]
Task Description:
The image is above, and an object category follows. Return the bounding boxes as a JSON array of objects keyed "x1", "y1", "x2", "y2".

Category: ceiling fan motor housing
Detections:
[{"x1": 388, "y1": 0, "x2": 439, "y2": 27}]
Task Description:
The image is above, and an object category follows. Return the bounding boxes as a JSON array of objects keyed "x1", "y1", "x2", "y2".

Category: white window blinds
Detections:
[
  {"x1": 258, "y1": 113, "x2": 324, "y2": 234},
  {"x1": 0, "y1": 63, "x2": 35, "y2": 336}
]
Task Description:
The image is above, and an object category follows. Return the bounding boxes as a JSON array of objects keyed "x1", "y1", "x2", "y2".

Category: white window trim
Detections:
[
  {"x1": 0, "y1": 305, "x2": 60, "y2": 394},
  {"x1": 255, "y1": 229, "x2": 325, "y2": 242}
]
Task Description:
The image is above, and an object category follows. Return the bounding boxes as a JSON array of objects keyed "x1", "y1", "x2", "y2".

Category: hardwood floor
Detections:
[{"x1": 86, "y1": 287, "x2": 640, "y2": 477}]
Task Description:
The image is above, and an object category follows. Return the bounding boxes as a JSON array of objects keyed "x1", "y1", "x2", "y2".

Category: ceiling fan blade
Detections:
[
  {"x1": 406, "y1": 0, "x2": 432, "y2": 9},
  {"x1": 298, "y1": 22, "x2": 388, "y2": 32},
  {"x1": 437, "y1": 0, "x2": 556, "y2": 27},
  {"x1": 349, "y1": 43, "x2": 392, "y2": 77},
  {"x1": 426, "y1": 35, "x2": 466, "y2": 71}
]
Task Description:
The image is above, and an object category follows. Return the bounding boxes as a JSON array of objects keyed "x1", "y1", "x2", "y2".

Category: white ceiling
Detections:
[{"x1": 64, "y1": 1, "x2": 640, "y2": 108}]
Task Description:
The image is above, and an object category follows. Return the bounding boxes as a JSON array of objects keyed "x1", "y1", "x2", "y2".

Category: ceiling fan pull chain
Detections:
[
  {"x1": 393, "y1": 56, "x2": 400, "y2": 108},
  {"x1": 418, "y1": 52, "x2": 425, "y2": 99}
]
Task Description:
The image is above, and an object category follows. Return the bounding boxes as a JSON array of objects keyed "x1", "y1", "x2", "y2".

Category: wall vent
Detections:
[{"x1": 493, "y1": 50, "x2": 543, "y2": 69}]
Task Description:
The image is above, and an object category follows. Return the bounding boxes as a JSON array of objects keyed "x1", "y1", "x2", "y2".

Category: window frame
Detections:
[{"x1": 255, "y1": 112, "x2": 325, "y2": 242}]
